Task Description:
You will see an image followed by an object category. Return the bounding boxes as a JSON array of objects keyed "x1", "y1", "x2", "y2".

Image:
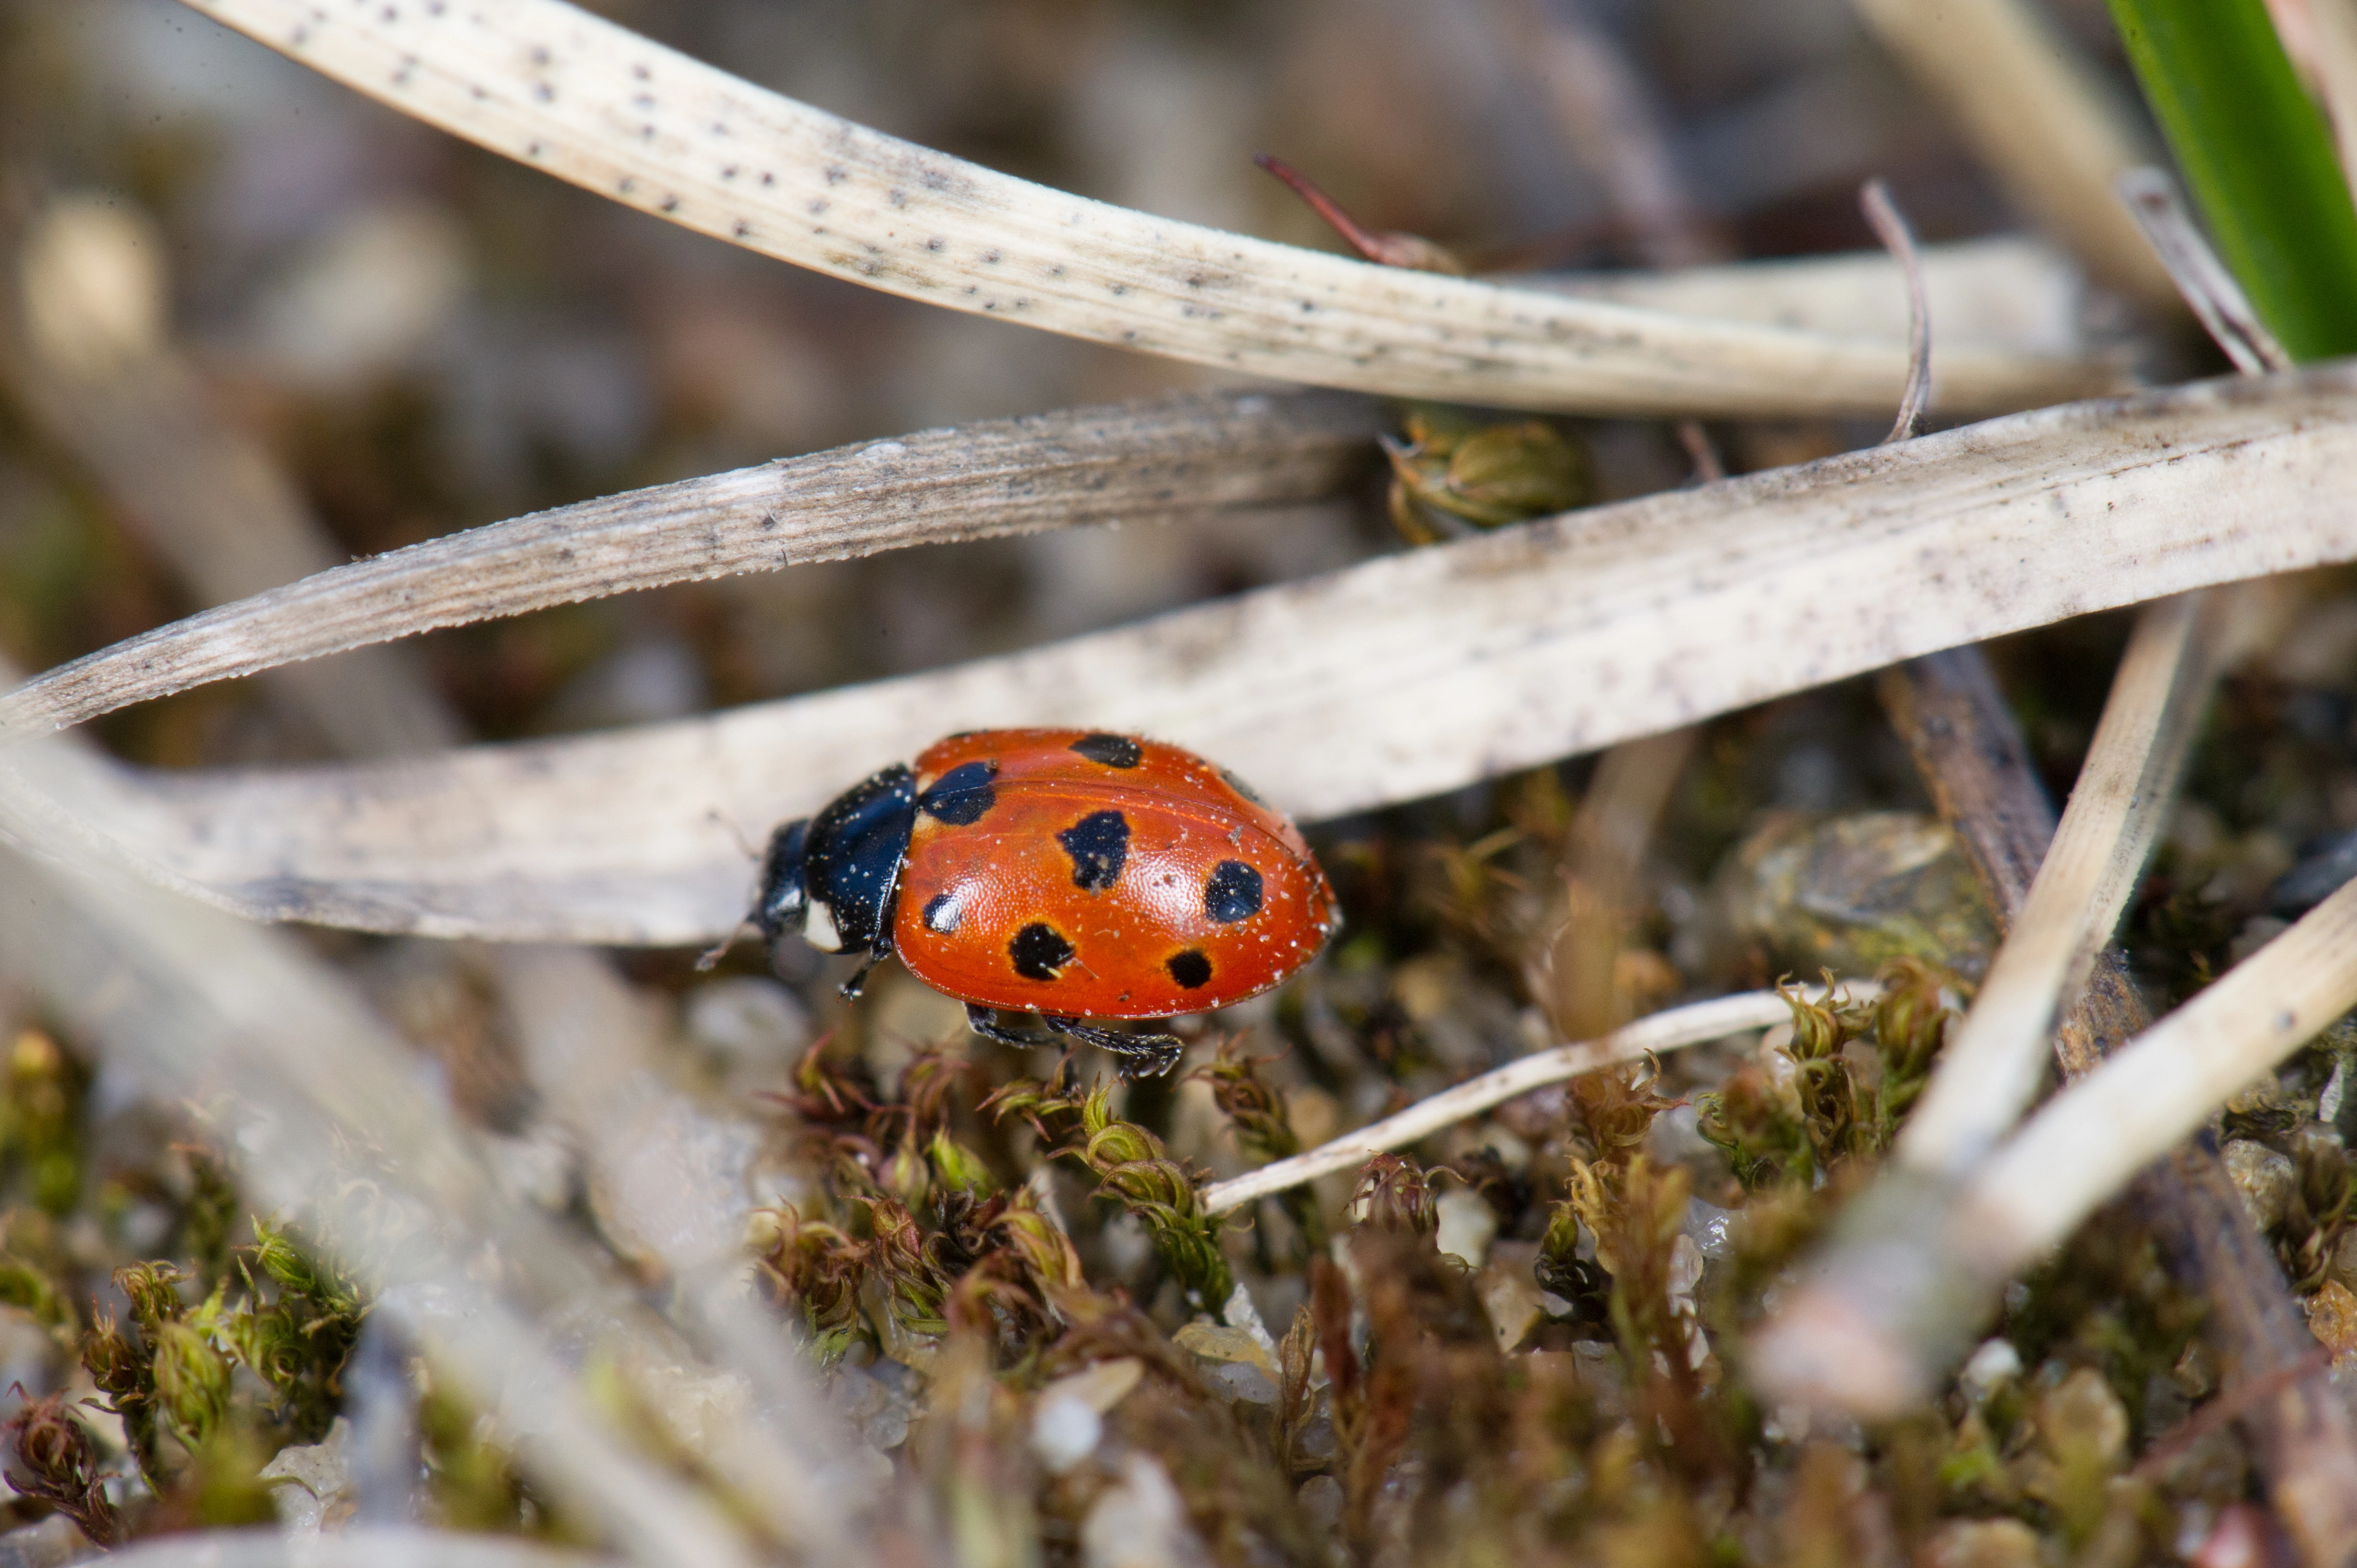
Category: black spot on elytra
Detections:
[
  {"x1": 922, "y1": 891, "x2": 960, "y2": 933},
  {"x1": 918, "y1": 761, "x2": 997, "y2": 825},
  {"x1": 1205, "y1": 860, "x2": 1263, "y2": 923},
  {"x1": 1071, "y1": 733, "x2": 1142, "y2": 768},
  {"x1": 1010, "y1": 922, "x2": 1074, "y2": 981},
  {"x1": 1166, "y1": 950, "x2": 1212, "y2": 989},
  {"x1": 1058, "y1": 811, "x2": 1130, "y2": 891},
  {"x1": 1218, "y1": 767, "x2": 1266, "y2": 806}
]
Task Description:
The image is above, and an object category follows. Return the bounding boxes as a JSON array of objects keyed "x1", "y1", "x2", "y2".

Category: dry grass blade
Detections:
[
  {"x1": 1201, "y1": 988, "x2": 1810, "y2": 1214},
  {"x1": 1512, "y1": 0, "x2": 1727, "y2": 269},
  {"x1": 0, "y1": 678, "x2": 866, "y2": 1561},
  {"x1": 1850, "y1": 0, "x2": 2178, "y2": 305},
  {"x1": 2312, "y1": 0, "x2": 2357, "y2": 213},
  {"x1": 1963, "y1": 871, "x2": 2357, "y2": 1271},
  {"x1": 0, "y1": 853, "x2": 769, "y2": 1568},
  {"x1": 18, "y1": 365, "x2": 2357, "y2": 946},
  {"x1": 8, "y1": 196, "x2": 461, "y2": 757},
  {"x1": 2119, "y1": 167, "x2": 2295, "y2": 374},
  {"x1": 81, "y1": 1528, "x2": 611, "y2": 1568},
  {"x1": 1527, "y1": 236, "x2": 2094, "y2": 354},
  {"x1": 4, "y1": 192, "x2": 860, "y2": 1552},
  {"x1": 172, "y1": 0, "x2": 2118, "y2": 418},
  {"x1": 1893, "y1": 588, "x2": 2262, "y2": 1174},
  {"x1": 0, "y1": 388, "x2": 1378, "y2": 741}
]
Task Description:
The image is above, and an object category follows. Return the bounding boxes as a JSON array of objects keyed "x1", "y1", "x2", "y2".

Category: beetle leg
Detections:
[
  {"x1": 839, "y1": 952, "x2": 883, "y2": 1000},
  {"x1": 839, "y1": 928, "x2": 898, "y2": 1000},
  {"x1": 963, "y1": 1003, "x2": 1042, "y2": 1050},
  {"x1": 1043, "y1": 1016, "x2": 1183, "y2": 1080}
]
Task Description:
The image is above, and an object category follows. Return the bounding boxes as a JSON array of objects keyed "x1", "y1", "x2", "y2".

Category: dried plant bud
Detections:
[
  {"x1": 991, "y1": 1194, "x2": 1085, "y2": 1299},
  {"x1": 1568, "y1": 1059, "x2": 1680, "y2": 1167},
  {"x1": 1193, "y1": 1039, "x2": 1302, "y2": 1165},
  {"x1": 1383, "y1": 414, "x2": 1591, "y2": 543},
  {"x1": 2, "y1": 1392, "x2": 119, "y2": 1545},
  {"x1": 859, "y1": 1194, "x2": 950, "y2": 1342},
  {"x1": 899, "y1": 1050, "x2": 970, "y2": 1137},
  {"x1": 151, "y1": 1319, "x2": 233, "y2": 1442},
  {"x1": 925, "y1": 1131, "x2": 997, "y2": 1199},
  {"x1": 114, "y1": 1261, "x2": 187, "y2": 1332},
  {"x1": 1351, "y1": 1153, "x2": 1438, "y2": 1235},
  {"x1": 1271, "y1": 1303, "x2": 1320, "y2": 1478},
  {"x1": 755, "y1": 1204, "x2": 869, "y2": 1359},
  {"x1": 785, "y1": 1034, "x2": 877, "y2": 1121},
  {"x1": 1780, "y1": 974, "x2": 1862, "y2": 1062},
  {"x1": 1694, "y1": 1062, "x2": 1814, "y2": 1190},
  {"x1": 81, "y1": 1309, "x2": 147, "y2": 1407},
  {"x1": 246, "y1": 1218, "x2": 362, "y2": 1318}
]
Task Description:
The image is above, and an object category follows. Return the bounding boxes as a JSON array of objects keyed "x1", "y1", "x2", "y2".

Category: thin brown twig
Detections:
[
  {"x1": 1513, "y1": 0, "x2": 1730, "y2": 270},
  {"x1": 1860, "y1": 179, "x2": 1934, "y2": 443},
  {"x1": 1252, "y1": 154, "x2": 1468, "y2": 275},
  {"x1": 2132, "y1": 1349, "x2": 2334, "y2": 1483},
  {"x1": 1674, "y1": 421, "x2": 1726, "y2": 483}
]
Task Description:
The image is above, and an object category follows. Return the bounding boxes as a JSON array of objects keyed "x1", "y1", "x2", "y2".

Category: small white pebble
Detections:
[
  {"x1": 1030, "y1": 1392, "x2": 1103, "y2": 1474},
  {"x1": 1959, "y1": 1337, "x2": 2022, "y2": 1405},
  {"x1": 1435, "y1": 1189, "x2": 1497, "y2": 1269}
]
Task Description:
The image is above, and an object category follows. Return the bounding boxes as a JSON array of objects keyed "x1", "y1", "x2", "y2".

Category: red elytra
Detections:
[
  {"x1": 896, "y1": 729, "x2": 1338, "y2": 1017},
  {"x1": 748, "y1": 728, "x2": 1339, "y2": 1075}
]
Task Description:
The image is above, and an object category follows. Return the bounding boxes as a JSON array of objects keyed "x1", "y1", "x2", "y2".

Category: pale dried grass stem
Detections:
[
  {"x1": 1202, "y1": 988, "x2": 1808, "y2": 1214},
  {"x1": 0, "y1": 389, "x2": 1380, "y2": 741},
  {"x1": 17, "y1": 366, "x2": 2354, "y2": 946},
  {"x1": 1849, "y1": 0, "x2": 2179, "y2": 306},
  {"x1": 2308, "y1": 0, "x2": 2357, "y2": 213},
  {"x1": 1893, "y1": 589, "x2": 2266, "y2": 1174},
  {"x1": 1963, "y1": 873, "x2": 2357, "y2": 1268},
  {"x1": 81, "y1": 1527, "x2": 611, "y2": 1568},
  {"x1": 173, "y1": 0, "x2": 2117, "y2": 417}
]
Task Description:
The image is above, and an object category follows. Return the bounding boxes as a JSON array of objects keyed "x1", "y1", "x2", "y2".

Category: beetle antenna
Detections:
[{"x1": 708, "y1": 808, "x2": 763, "y2": 863}]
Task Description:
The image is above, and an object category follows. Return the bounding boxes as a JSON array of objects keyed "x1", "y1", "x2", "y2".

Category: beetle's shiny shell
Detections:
[{"x1": 891, "y1": 729, "x2": 1337, "y2": 1018}]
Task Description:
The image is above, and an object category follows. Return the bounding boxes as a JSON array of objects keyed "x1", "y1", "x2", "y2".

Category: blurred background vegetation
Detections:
[{"x1": 9, "y1": 0, "x2": 2357, "y2": 1564}]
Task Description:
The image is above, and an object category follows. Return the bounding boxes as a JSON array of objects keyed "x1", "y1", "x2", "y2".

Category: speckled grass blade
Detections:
[
  {"x1": 169, "y1": 0, "x2": 2118, "y2": 418},
  {"x1": 7, "y1": 366, "x2": 2355, "y2": 947}
]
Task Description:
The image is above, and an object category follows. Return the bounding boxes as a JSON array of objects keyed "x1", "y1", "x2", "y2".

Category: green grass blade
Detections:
[{"x1": 2110, "y1": 0, "x2": 2357, "y2": 361}]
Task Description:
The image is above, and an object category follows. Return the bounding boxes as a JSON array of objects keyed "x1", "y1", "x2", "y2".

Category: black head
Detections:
[{"x1": 749, "y1": 764, "x2": 918, "y2": 962}]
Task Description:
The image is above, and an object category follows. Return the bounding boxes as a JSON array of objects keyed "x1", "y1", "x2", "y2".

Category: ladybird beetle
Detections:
[{"x1": 748, "y1": 729, "x2": 1339, "y2": 1077}]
